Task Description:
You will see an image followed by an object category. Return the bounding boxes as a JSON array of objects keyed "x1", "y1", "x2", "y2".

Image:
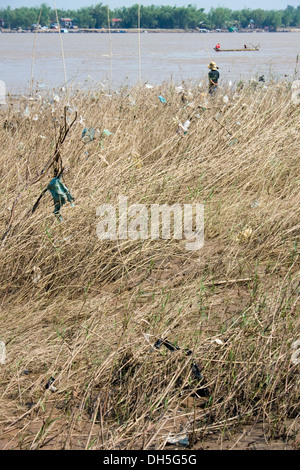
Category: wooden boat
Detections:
[{"x1": 214, "y1": 45, "x2": 260, "y2": 52}]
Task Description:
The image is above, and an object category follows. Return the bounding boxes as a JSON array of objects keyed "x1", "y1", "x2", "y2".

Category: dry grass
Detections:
[{"x1": 0, "y1": 77, "x2": 299, "y2": 450}]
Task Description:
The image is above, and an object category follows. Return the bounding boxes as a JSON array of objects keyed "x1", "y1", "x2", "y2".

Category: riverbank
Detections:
[{"x1": 0, "y1": 79, "x2": 299, "y2": 450}]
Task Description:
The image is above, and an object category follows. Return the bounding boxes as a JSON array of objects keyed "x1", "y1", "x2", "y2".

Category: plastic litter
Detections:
[
  {"x1": 154, "y1": 338, "x2": 209, "y2": 396},
  {"x1": 82, "y1": 127, "x2": 95, "y2": 142},
  {"x1": 0, "y1": 341, "x2": 6, "y2": 365},
  {"x1": 46, "y1": 175, "x2": 75, "y2": 221},
  {"x1": 145, "y1": 84, "x2": 153, "y2": 89},
  {"x1": 183, "y1": 120, "x2": 191, "y2": 130},
  {"x1": 31, "y1": 266, "x2": 41, "y2": 283},
  {"x1": 223, "y1": 95, "x2": 229, "y2": 104},
  {"x1": 166, "y1": 435, "x2": 189, "y2": 447},
  {"x1": 99, "y1": 129, "x2": 114, "y2": 149},
  {"x1": 102, "y1": 129, "x2": 114, "y2": 137},
  {"x1": 177, "y1": 123, "x2": 186, "y2": 135},
  {"x1": 291, "y1": 340, "x2": 300, "y2": 365},
  {"x1": 251, "y1": 200, "x2": 260, "y2": 208},
  {"x1": 177, "y1": 119, "x2": 191, "y2": 135},
  {"x1": 154, "y1": 338, "x2": 180, "y2": 353},
  {"x1": 23, "y1": 107, "x2": 30, "y2": 117},
  {"x1": 158, "y1": 95, "x2": 166, "y2": 104},
  {"x1": 211, "y1": 338, "x2": 224, "y2": 345},
  {"x1": 45, "y1": 377, "x2": 57, "y2": 392},
  {"x1": 175, "y1": 86, "x2": 184, "y2": 94}
]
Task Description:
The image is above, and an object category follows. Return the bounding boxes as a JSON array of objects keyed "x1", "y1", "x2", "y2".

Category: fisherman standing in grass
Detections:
[{"x1": 208, "y1": 61, "x2": 220, "y2": 95}]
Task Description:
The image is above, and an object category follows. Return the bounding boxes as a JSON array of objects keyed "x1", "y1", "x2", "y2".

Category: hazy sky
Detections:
[{"x1": 1, "y1": 1, "x2": 300, "y2": 12}]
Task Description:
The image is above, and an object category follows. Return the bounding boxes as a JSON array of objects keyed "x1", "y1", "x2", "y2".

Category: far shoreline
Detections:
[{"x1": 1, "y1": 27, "x2": 300, "y2": 34}]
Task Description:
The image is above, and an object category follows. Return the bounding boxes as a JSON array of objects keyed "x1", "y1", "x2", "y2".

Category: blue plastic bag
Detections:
[{"x1": 82, "y1": 127, "x2": 95, "y2": 142}]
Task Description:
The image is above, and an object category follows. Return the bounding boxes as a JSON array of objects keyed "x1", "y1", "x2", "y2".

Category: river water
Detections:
[{"x1": 0, "y1": 31, "x2": 299, "y2": 93}]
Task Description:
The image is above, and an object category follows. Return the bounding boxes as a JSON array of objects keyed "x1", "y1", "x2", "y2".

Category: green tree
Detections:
[
  {"x1": 92, "y1": 3, "x2": 107, "y2": 29},
  {"x1": 208, "y1": 7, "x2": 232, "y2": 29},
  {"x1": 250, "y1": 9, "x2": 266, "y2": 29},
  {"x1": 264, "y1": 10, "x2": 282, "y2": 30}
]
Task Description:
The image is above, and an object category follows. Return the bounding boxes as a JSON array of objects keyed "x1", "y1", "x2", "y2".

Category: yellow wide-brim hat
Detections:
[{"x1": 208, "y1": 62, "x2": 219, "y2": 71}]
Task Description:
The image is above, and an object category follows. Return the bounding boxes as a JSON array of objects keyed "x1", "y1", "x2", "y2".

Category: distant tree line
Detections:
[{"x1": 0, "y1": 3, "x2": 300, "y2": 31}]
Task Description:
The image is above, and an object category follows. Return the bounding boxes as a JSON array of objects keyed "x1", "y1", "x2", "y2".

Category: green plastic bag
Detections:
[{"x1": 47, "y1": 176, "x2": 74, "y2": 221}]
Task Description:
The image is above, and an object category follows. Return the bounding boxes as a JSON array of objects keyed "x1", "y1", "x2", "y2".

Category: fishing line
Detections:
[
  {"x1": 30, "y1": 7, "x2": 43, "y2": 96},
  {"x1": 107, "y1": 0, "x2": 113, "y2": 91},
  {"x1": 54, "y1": 0, "x2": 68, "y2": 91},
  {"x1": 197, "y1": 27, "x2": 212, "y2": 63},
  {"x1": 138, "y1": 0, "x2": 142, "y2": 86}
]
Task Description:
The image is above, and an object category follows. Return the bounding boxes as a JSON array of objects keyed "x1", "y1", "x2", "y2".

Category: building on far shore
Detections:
[
  {"x1": 60, "y1": 18, "x2": 73, "y2": 28},
  {"x1": 112, "y1": 18, "x2": 122, "y2": 28},
  {"x1": 0, "y1": 18, "x2": 5, "y2": 28}
]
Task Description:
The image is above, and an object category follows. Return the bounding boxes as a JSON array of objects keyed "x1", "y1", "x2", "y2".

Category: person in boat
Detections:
[
  {"x1": 215, "y1": 43, "x2": 221, "y2": 50},
  {"x1": 208, "y1": 61, "x2": 220, "y2": 95}
]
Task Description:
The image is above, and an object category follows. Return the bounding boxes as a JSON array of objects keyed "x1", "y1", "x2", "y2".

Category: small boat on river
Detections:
[{"x1": 214, "y1": 44, "x2": 260, "y2": 52}]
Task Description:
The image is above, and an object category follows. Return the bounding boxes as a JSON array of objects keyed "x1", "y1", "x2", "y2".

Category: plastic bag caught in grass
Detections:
[
  {"x1": 31, "y1": 266, "x2": 42, "y2": 283},
  {"x1": 175, "y1": 86, "x2": 184, "y2": 94},
  {"x1": 251, "y1": 200, "x2": 260, "y2": 208},
  {"x1": 0, "y1": 341, "x2": 6, "y2": 365},
  {"x1": 159, "y1": 95, "x2": 166, "y2": 103},
  {"x1": 82, "y1": 127, "x2": 96, "y2": 142},
  {"x1": 211, "y1": 338, "x2": 224, "y2": 345},
  {"x1": 166, "y1": 434, "x2": 189, "y2": 447},
  {"x1": 47, "y1": 176, "x2": 75, "y2": 221},
  {"x1": 177, "y1": 120, "x2": 191, "y2": 135},
  {"x1": 291, "y1": 340, "x2": 300, "y2": 365},
  {"x1": 23, "y1": 106, "x2": 30, "y2": 118},
  {"x1": 99, "y1": 129, "x2": 114, "y2": 149},
  {"x1": 52, "y1": 94, "x2": 60, "y2": 103},
  {"x1": 102, "y1": 129, "x2": 114, "y2": 137}
]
